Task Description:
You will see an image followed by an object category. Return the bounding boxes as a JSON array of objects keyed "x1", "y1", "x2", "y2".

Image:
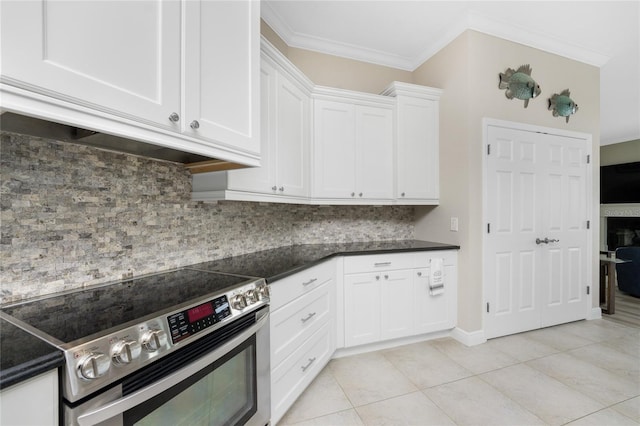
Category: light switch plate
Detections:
[{"x1": 450, "y1": 217, "x2": 459, "y2": 232}]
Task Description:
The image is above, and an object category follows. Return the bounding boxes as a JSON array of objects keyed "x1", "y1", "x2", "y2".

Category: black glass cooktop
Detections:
[{"x1": 1, "y1": 269, "x2": 255, "y2": 345}]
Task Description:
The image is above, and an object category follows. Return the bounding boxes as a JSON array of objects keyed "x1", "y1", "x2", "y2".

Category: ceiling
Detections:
[{"x1": 262, "y1": 1, "x2": 640, "y2": 146}]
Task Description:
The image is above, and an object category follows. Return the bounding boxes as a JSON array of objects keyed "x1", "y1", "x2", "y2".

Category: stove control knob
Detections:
[
  {"x1": 232, "y1": 294, "x2": 247, "y2": 310},
  {"x1": 141, "y1": 329, "x2": 168, "y2": 352},
  {"x1": 245, "y1": 289, "x2": 258, "y2": 304},
  {"x1": 78, "y1": 352, "x2": 110, "y2": 380},
  {"x1": 257, "y1": 284, "x2": 270, "y2": 299},
  {"x1": 111, "y1": 339, "x2": 142, "y2": 365}
]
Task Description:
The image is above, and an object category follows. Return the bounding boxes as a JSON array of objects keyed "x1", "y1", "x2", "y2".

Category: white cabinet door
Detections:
[
  {"x1": 1, "y1": 0, "x2": 180, "y2": 128},
  {"x1": 396, "y1": 96, "x2": 439, "y2": 201},
  {"x1": 414, "y1": 265, "x2": 456, "y2": 334},
  {"x1": 226, "y1": 58, "x2": 277, "y2": 193},
  {"x1": 184, "y1": 0, "x2": 260, "y2": 155},
  {"x1": 344, "y1": 272, "x2": 381, "y2": 347},
  {"x1": 0, "y1": 370, "x2": 58, "y2": 426},
  {"x1": 312, "y1": 100, "x2": 356, "y2": 199},
  {"x1": 312, "y1": 99, "x2": 393, "y2": 201},
  {"x1": 380, "y1": 269, "x2": 414, "y2": 340},
  {"x1": 356, "y1": 106, "x2": 394, "y2": 200},
  {"x1": 274, "y1": 73, "x2": 309, "y2": 197}
]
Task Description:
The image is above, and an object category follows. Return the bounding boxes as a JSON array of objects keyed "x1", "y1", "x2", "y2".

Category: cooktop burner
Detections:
[{"x1": 2, "y1": 268, "x2": 256, "y2": 345}]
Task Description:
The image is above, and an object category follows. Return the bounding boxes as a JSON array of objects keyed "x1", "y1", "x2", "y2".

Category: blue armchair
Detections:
[{"x1": 615, "y1": 247, "x2": 640, "y2": 297}]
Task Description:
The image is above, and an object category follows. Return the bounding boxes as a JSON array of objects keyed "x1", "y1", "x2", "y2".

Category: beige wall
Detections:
[
  {"x1": 261, "y1": 20, "x2": 412, "y2": 94},
  {"x1": 601, "y1": 139, "x2": 640, "y2": 166},
  {"x1": 413, "y1": 30, "x2": 601, "y2": 332}
]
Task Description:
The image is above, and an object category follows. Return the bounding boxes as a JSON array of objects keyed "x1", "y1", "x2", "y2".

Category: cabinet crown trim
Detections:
[{"x1": 381, "y1": 81, "x2": 443, "y2": 100}]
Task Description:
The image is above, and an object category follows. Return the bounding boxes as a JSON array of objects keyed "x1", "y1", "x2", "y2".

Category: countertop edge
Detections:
[
  {"x1": 0, "y1": 351, "x2": 64, "y2": 391},
  {"x1": 265, "y1": 243, "x2": 460, "y2": 283}
]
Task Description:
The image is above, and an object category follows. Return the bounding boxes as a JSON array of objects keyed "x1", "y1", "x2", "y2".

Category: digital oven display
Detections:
[
  {"x1": 187, "y1": 303, "x2": 214, "y2": 323},
  {"x1": 168, "y1": 296, "x2": 231, "y2": 343}
]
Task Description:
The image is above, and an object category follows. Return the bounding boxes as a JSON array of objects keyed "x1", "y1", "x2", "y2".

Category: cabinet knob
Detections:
[
  {"x1": 384, "y1": 274, "x2": 389, "y2": 280},
  {"x1": 375, "y1": 275, "x2": 380, "y2": 280},
  {"x1": 417, "y1": 271, "x2": 422, "y2": 277},
  {"x1": 272, "y1": 186, "x2": 277, "y2": 191},
  {"x1": 190, "y1": 120, "x2": 200, "y2": 129},
  {"x1": 168, "y1": 112, "x2": 180, "y2": 122},
  {"x1": 278, "y1": 186, "x2": 284, "y2": 192},
  {"x1": 401, "y1": 192, "x2": 406, "y2": 197},
  {"x1": 359, "y1": 192, "x2": 363, "y2": 197},
  {"x1": 351, "y1": 192, "x2": 355, "y2": 197}
]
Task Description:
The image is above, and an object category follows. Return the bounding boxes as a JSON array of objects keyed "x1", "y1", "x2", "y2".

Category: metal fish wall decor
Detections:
[
  {"x1": 549, "y1": 89, "x2": 579, "y2": 123},
  {"x1": 498, "y1": 64, "x2": 542, "y2": 108}
]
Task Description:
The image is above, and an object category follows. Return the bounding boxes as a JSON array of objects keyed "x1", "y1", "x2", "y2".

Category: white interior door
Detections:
[{"x1": 484, "y1": 123, "x2": 590, "y2": 339}]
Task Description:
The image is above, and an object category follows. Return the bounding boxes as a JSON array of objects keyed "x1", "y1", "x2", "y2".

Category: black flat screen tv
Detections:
[{"x1": 600, "y1": 161, "x2": 640, "y2": 204}]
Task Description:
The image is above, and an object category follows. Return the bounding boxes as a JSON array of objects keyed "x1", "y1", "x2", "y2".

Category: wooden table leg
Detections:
[{"x1": 608, "y1": 263, "x2": 616, "y2": 315}]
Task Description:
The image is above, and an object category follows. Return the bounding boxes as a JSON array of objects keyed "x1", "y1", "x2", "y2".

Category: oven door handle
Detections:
[{"x1": 76, "y1": 310, "x2": 269, "y2": 426}]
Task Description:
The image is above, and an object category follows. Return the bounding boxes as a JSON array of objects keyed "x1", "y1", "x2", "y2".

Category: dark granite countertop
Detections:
[
  {"x1": 0, "y1": 317, "x2": 65, "y2": 390},
  {"x1": 0, "y1": 239, "x2": 457, "y2": 389},
  {"x1": 190, "y1": 240, "x2": 459, "y2": 283}
]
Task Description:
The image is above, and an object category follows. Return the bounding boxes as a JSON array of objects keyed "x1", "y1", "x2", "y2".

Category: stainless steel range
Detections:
[{"x1": 1, "y1": 268, "x2": 271, "y2": 426}]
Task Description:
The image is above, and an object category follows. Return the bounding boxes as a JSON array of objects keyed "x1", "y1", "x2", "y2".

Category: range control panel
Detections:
[{"x1": 168, "y1": 296, "x2": 231, "y2": 344}]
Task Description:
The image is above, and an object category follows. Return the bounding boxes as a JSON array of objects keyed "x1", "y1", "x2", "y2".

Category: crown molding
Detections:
[{"x1": 262, "y1": 7, "x2": 611, "y2": 72}]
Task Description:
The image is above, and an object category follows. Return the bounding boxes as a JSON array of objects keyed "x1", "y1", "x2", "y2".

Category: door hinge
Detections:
[
  {"x1": 486, "y1": 302, "x2": 490, "y2": 313},
  {"x1": 587, "y1": 154, "x2": 591, "y2": 164},
  {"x1": 587, "y1": 286, "x2": 590, "y2": 295},
  {"x1": 487, "y1": 144, "x2": 491, "y2": 155},
  {"x1": 587, "y1": 220, "x2": 590, "y2": 229},
  {"x1": 487, "y1": 223, "x2": 491, "y2": 233}
]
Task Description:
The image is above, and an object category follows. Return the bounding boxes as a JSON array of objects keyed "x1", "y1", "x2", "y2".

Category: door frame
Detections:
[{"x1": 482, "y1": 118, "x2": 594, "y2": 338}]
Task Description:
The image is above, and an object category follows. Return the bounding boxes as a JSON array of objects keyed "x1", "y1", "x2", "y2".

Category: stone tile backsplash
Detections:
[{"x1": 1, "y1": 132, "x2": 414, "y2": 303}]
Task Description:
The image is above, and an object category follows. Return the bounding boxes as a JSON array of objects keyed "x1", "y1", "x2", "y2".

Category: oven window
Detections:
[{"x1": 124, "y1": 335, "x2": 257, "y2": 426}]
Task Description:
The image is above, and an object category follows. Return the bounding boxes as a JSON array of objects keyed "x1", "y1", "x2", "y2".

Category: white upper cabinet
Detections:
[
  {"x1": 183, "y1": 0, "x2": 260, "y2": 155},
  {"x1": 382, "y1": 83, "x2": 442, "y2": 204},
  {"x1": 192, "y1": 40, "x2": 311, "y2": 203},
  {"x1": 0, "y1": 0, "x2": 260, "y2": 166},
  {"x1": 312, "y1": 92, "x2": 394, "y2": 203}
]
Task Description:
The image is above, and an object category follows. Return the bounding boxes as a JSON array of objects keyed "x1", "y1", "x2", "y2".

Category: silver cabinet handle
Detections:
[
  {"x1": 168, "y1": 112, "x2": 180, "y2": 122},
  {"x1": 302, "y1": 278, "x2": 317, "y2": 286},
  {"x1": 301, "y1": 357, "x2": 316, "y2": 372},
  {"x1": 190, "y1": 120, "x2": 200, "y2": 129},
  {"x1": 301, "y1": 312, "x2": 316, "y2": 323},
  {"x1": 548, "y1": 239, "x2": 559, "y2": 243},
  {"x1": 374, "y1": 262, "x2": 391, "y2": 267}
]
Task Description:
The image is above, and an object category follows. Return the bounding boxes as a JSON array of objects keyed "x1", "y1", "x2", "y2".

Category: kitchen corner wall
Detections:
[{"x1": 0, "y1": 132, "x2": 414, "y2": 304}]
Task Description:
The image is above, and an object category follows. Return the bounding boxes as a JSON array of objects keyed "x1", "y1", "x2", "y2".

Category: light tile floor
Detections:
[{"x1": 278, "y1": 319, "x2": 640, "y2": 426}]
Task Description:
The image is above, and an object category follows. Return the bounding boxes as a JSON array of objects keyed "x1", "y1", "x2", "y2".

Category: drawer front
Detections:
[
  {"x1": 270, "y1": 259, "x2": 335, "y2": 310},
  {"x1": 271, "y1": 322, "x2": 332, "y2": 424},
  {"x1": 271, "y1": 282, "x2": 331, "y2": 366},
  {"x1": 343, "y1": 252, "x2": 413, "y2": 274},
  {"x1": 411, "y1": 250, "x2": 457, "y2": 268}
]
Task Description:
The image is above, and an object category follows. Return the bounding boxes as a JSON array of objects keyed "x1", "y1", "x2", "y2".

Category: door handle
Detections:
[{"x1": 536, "y1": 237, "x2": 560, "y2": 245}]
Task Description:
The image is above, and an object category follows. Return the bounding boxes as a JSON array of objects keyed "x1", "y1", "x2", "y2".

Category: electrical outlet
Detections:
[{"x1": 450, "y1": 217, "x2": 459, "y2": 232}]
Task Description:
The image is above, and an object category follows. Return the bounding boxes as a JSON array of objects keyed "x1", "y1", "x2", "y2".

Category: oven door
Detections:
[{"x1": 68, "y1": 307, "x2": 270, "y2": 426}]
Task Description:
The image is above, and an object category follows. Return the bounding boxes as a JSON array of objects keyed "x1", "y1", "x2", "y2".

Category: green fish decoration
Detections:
[
  {"x1": 548, "y1": 89, "x2": 578, "y2": 123},
  {"x1": 499, "y1": 64, "x2": 542, "y2": 108}
]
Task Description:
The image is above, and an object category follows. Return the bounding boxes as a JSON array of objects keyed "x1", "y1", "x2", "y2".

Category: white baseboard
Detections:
[
  {"x1": 333, "y1": 330, "x2": 451, "y2": 358},
  {"x1": 451, "y1": 327, "x2": 487, "y2": 346},
  {"x1": 588, "y1": 307, "x2": 603, "y2": 320}
]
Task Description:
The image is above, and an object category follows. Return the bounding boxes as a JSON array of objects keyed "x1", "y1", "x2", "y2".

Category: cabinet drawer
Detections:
[
  {"x1": 343, "y1": 253, "x2": 413, "y2": 274},
  {"x1": 271, "y1": 322, "x2": 332, "y2": 424},
  {"x1": 411, "y1": 250, "x2": 457, "y2": 268},
  {"x1": 269, "y1": 259, "x2": 335, "y2": 310},
  {"x1": 271, "y1": 282, "x2": 331, "y2": 366}
]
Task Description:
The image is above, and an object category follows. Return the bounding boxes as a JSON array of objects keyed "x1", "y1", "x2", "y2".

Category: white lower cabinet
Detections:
[
  {"x1": 343, "y1": 251, "x2": 457, "y2": 348},
  {"x1": 269, "y1": 250, "x2": 457, "y2": 424},
  {"x1": 0, "y1": 370, "x2": 58, "y2": 426},
  {"x1": 269, "y1": 260, "x2": 336, "y2": 425}
]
